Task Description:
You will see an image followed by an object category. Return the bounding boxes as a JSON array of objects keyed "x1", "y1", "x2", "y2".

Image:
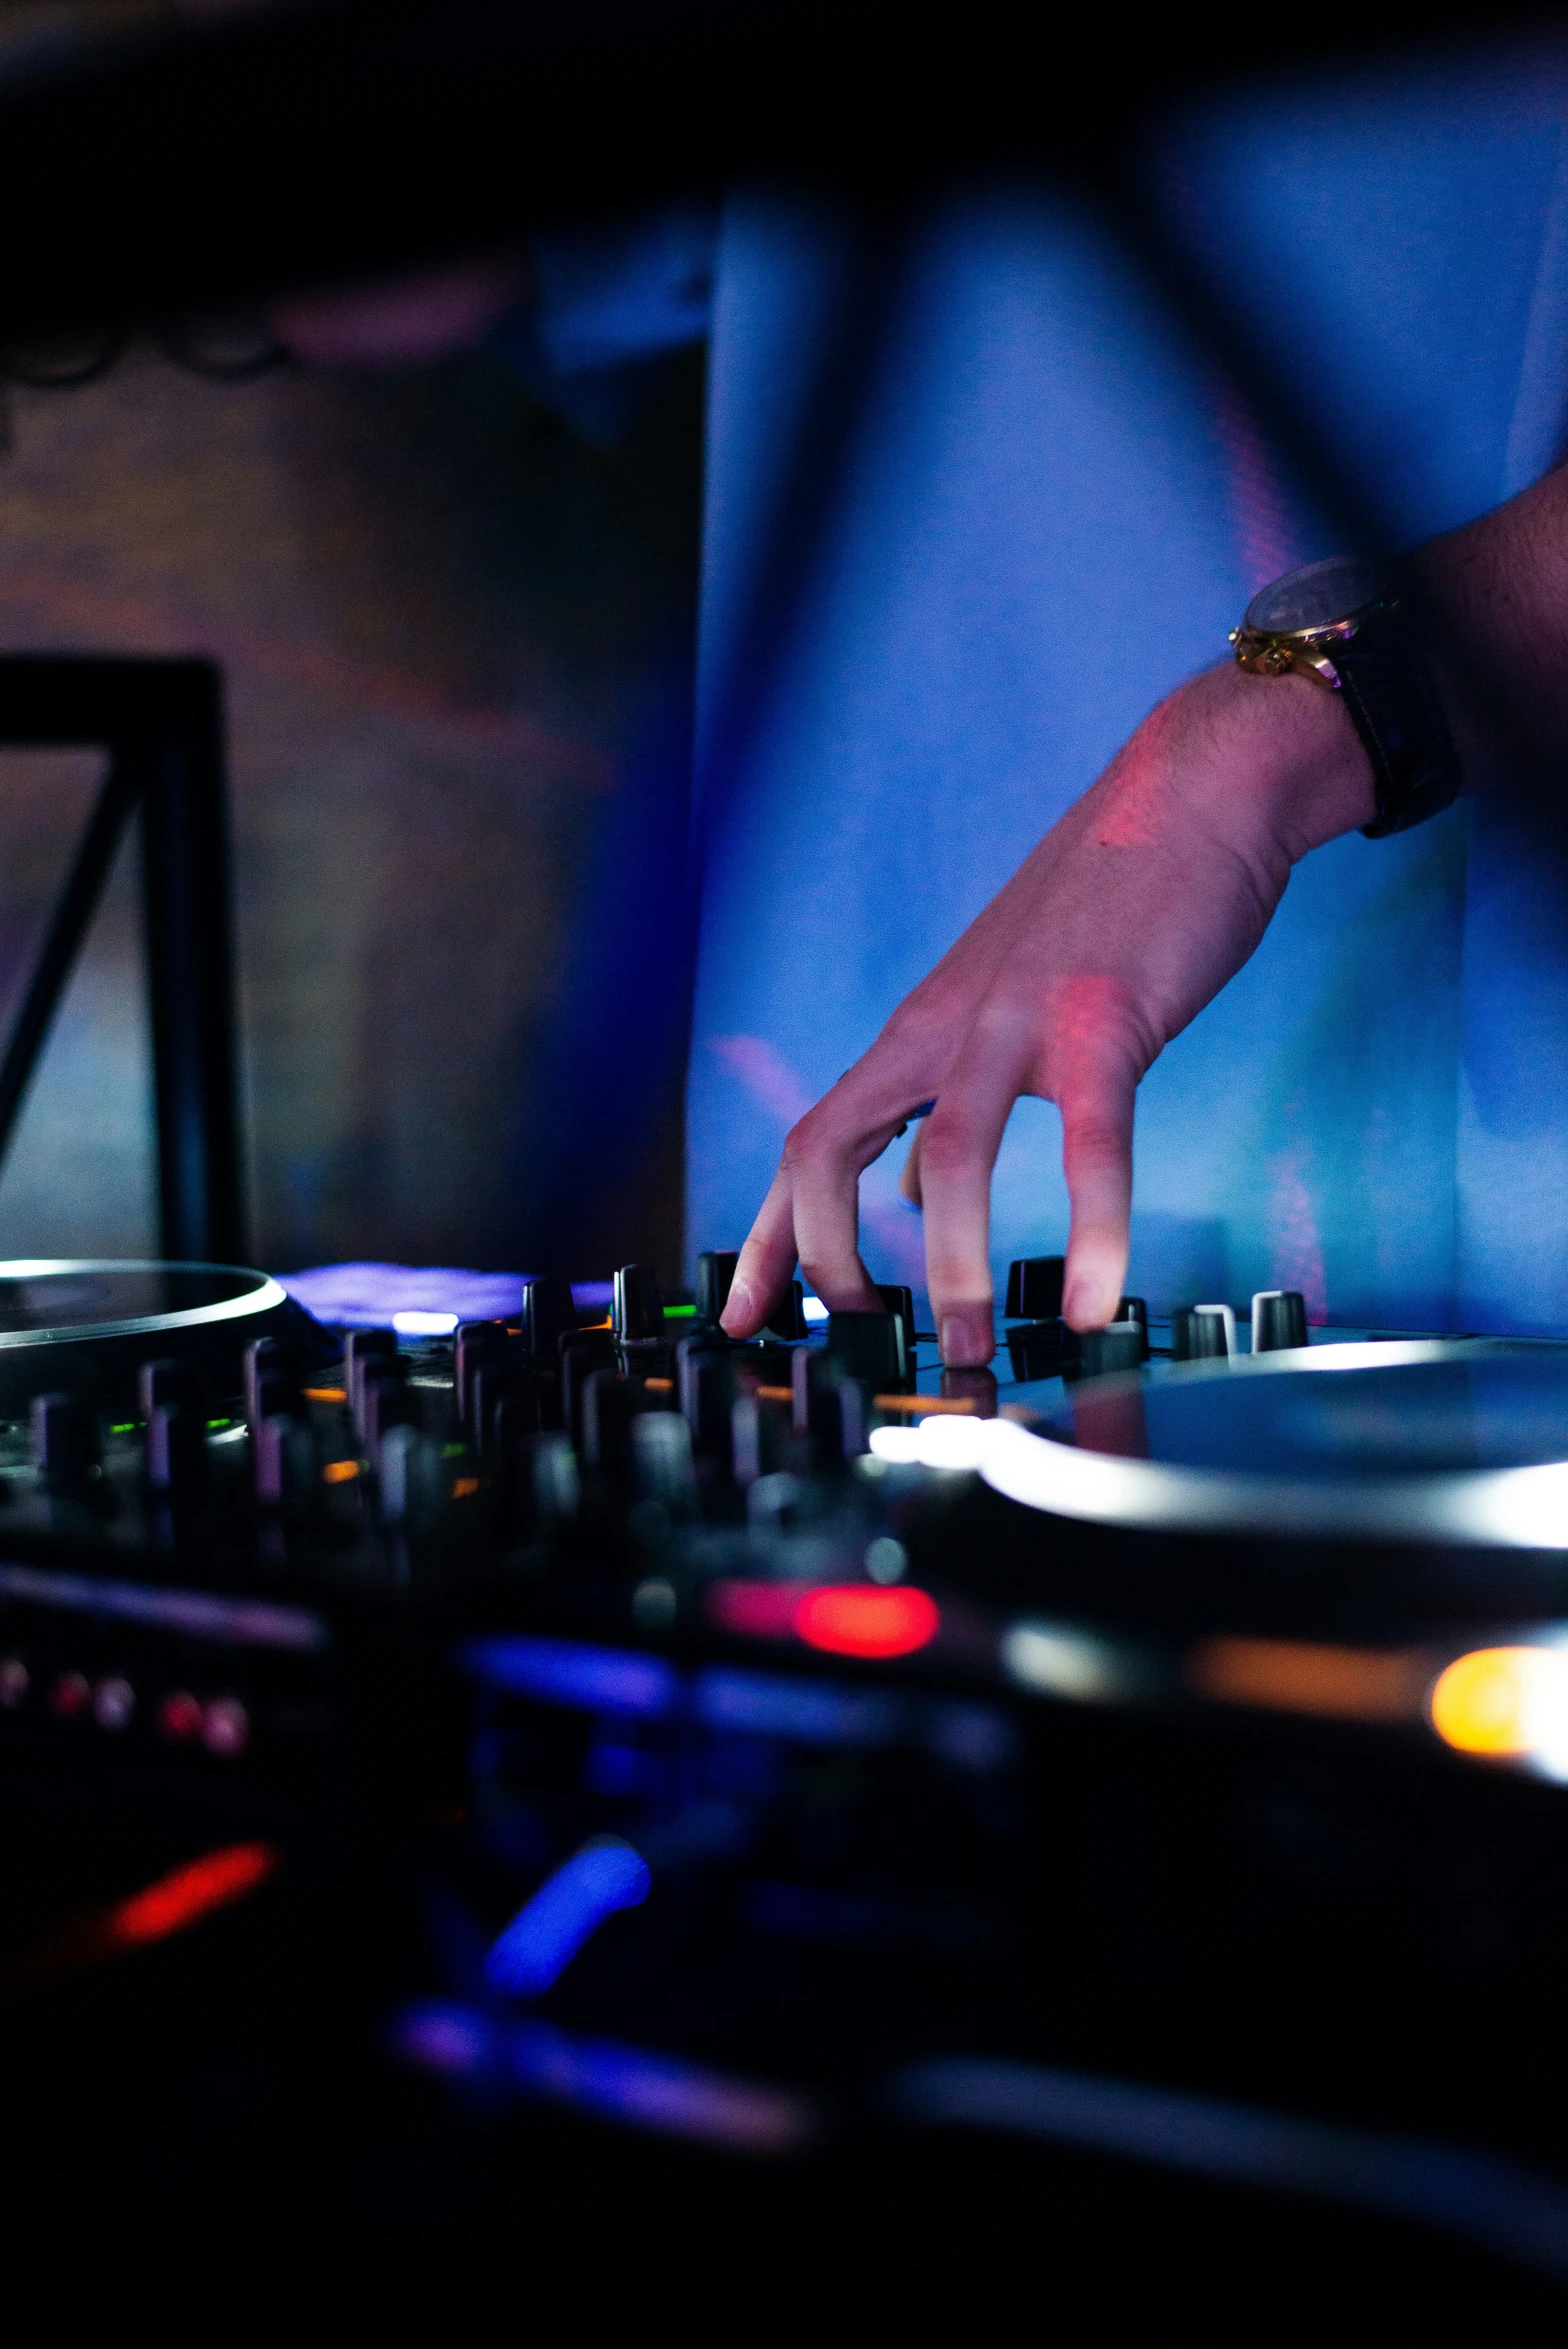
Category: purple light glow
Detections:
[{"x1": 278, "y1": 1264, "x2": 615, "y2": 1329}]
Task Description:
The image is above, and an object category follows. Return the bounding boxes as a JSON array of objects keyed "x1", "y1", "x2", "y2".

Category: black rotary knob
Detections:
[
  {"x1": 1174, "y1": 1304, "x2": 1234, "y2": 1360},
  {"x1": 1004, "y1": 1258, "x2": 1065, "y2": 1321},
  {"x1": 694, "y1": 1250, "x2": 739, "y2": 1324},
  {"x1": 826, "y1": 1310, "x2": 907, "y2": 1389},
  {"x1": 32, "y1": 1393, "x2": 99, "y2": 1482},
  {"x1": 1074, "y1": 1323, "x2": 1145, "y2": 1380},
  {"x1": 764, "y1": 1281, "x2": 809, "y2": 1340},
  {"x1": 145, "y1": 1401, "x2": 207, "y2": 1495},
  {"x1": 613, "y1": 1265, "x2": 664, "y2": 1343},
  {"x1": 520, "y1": 1276, "x2": 578, "y2": 1360},
  {"x1": 1251, "y1": 1290, "x2": 1308, "y2": 1352}
]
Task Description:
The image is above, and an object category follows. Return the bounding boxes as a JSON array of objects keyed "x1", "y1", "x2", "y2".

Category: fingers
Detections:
[
  {"x1": 721, "y1": 1167, "x2": 797, "y2": 1336},
  {"x1": 915, "y1": 1017, "x2": 1032, "y2": 1367},
  {"x1": 1057, "y1": 1058, "x2": 1137, "y2": 1331},
  {"x1": 898, "y1": 1123, "x2": 923, "y2": 1207}
]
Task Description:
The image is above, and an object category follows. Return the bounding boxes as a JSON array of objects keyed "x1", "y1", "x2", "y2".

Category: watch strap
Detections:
[{"x1": 1329, "y1": 601, "x2": 1460, "y2": 838}]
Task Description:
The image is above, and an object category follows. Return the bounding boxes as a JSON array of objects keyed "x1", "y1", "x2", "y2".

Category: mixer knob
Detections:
[
  {"x1": 1074, "y1": 1323, "x2": 1145, "y2": 1380},
  {"x1": 940, "y1": 1365, "x2": 997, "y2": 1414},
  {"x1": 694, "y1": 1250, "x2": 739, "y2": 1324},
  {"x1": 255, "y1": 1412, "x2": 317, "y2": 1506},
  {"x1": 827, "y1": 1309, "x2": 907, "y2": 1389},
  {"x1": 378, "y1": 1423, "x2": 445, "y2": 1525},
  {"x1": 613, "y1": 1265, "x2": 664, "y2": 1343},
  {"x1": 244, "y1": 1335, "x2": 300, "y2": 1433},
  {"x1": 632, "y1": 1412, "x2": 698, "y2": 1516},
  {"x1": 359, "y1": 1365, "x2": 416, "y2": 1458},
  {"x1": 876, "y1": 1284, "x2": 917, "y2": 1362},
  {"x1": 1251, "y1": 1290, "x2": 1308, "y2": 1352},
  {"x1": 560, "y1": 1330, "x2": 617, "y2": 1452},
  {"x1": 1117, "y1": 1298, "x2": 1149, "y2": 1360},
  {"x1": 793, "y1": 1348, "x2": 869, "y2": 1465},
  {"x1": 581, "y1": 1368, "x2": 646, "y2": 1477},
  {"x1": 342, "y1": 1329, "x2": 398, "y2": 1427},
  {"x1": 677, "y1": 1337, "x2": 734, "y2": 1467},
  {"x1": 470, "y1": 1358, "x2": 535, "y2": 1461},
  {"x1": 32, "y1": 1393, "x2": 98, "y2": 1483},
  {"x1": 764, "y1": 1282, "x2": 809, "y2": 1341},
  {"x1": 1004, "y1": 1258, "x2": 1064, "y2": 1321},
  {"x1": 139, "y1": 1356, "x2": 203, "y2": 1420},
  {"x1": 145, "y1": 1401, "x2": 206, "y2": 1495},
  {"x1": 730, "y1": 1392, "x2": 792, "y2": 1486},
  {"x1": 455, "y1": 1321, "x2": 509, "y2": 1429},
  {"x1": 1174, "y1": 1304, "x2": 1234, "y2": 1360},
  {"x1": 519, "y1": 1276, "x2": 578, "y2": 1359}
]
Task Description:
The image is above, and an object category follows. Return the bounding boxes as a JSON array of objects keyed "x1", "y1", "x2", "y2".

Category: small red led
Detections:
[
  {"x1": 794, "y1": 1585, "x2": 940, "y2": 1660},
  {"x1": 705, "y1": 1581, "x2": 801, "y2": 1639},
  {"x1": 158, "y1": 1690, "x2": 204, "y2": 1742},
  {"x1": 50, "y1": 1670, "x2": 91, "y2": 1719}
]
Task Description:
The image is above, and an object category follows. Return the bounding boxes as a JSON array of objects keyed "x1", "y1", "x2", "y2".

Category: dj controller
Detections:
[{"x1": 2, "y1": 1253, "x2": 1567, "y2": 2313}]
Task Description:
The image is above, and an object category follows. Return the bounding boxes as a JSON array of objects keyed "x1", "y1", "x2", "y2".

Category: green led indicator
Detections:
[{"x1": 663, "y1": 1304, "x2": 696, "y2": 1318}]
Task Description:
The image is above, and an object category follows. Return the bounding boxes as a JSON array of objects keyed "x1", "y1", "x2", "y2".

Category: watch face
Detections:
[{"x1": 1244, "y1": 555, "x2": 1389, "y2": 636}]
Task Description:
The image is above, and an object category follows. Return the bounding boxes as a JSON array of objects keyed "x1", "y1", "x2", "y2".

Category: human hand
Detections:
[{"x1": 720, "y1": 660, "x2": 1376, "y2": 1364}]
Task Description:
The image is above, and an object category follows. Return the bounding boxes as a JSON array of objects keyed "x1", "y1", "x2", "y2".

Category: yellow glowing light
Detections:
[
  {"x1": 1428, "y1": 1646, "x2": 1568, "y2": 1758},
  {"x1": 321, "y1": 1458, "x2": 360, "y2": 1486}
]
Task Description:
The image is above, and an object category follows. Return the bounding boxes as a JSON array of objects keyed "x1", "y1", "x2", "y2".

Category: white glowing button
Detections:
[
  {"x1": 914, "y1": 1413, "x2": 990, "y2": 1472},
  {"x1": 869, "y1": 1425, "x2": 922, "y2": 1464},
  {"x1": 393, "y1": 1310, "x2": 460, "y2": 1338},
  {"x1": 802, "y1": 1296, "x2": 829, "y2": 1325},
  {"x1": 1003, "y1": 1623, "x2": 1129, "y2": 1703}
]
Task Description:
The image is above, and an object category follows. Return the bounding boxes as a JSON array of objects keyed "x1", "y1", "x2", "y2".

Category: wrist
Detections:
[{"x1": 1184, "y1": 660, "x2": 1378, "y2": 866}]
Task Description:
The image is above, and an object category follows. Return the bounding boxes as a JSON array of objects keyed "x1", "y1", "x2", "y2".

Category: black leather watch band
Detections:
[{"x1": 1332, "y1": 601, "x2": 1460, "y2": 838}]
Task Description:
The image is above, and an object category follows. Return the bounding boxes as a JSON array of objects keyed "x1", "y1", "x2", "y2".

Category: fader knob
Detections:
[
  {"x1": 1004, "y1": 1258, "x2": 1065, "y2": 1321},
  {"x1": 694, "y1": 1251, "x2": 739, "y2": 1324},
  {"x1": 359, "y1": 1366, "x2": 415, "y2": 1458},
  {"x1": 342, "y1": 1328, "x2": 398, "y2": 1426},
  {"x1": 455, "y1": 1321, "x2": 509, "y2": 1429},
  {"x1": 139, "y1": 1356, "x2": 201, "y2": 1419},
  {"x1": 677, "y1": 1337, "x2": 734, "y2": 1467},
  {"x1": 32, "y1": 1393, "x2": 98, "y2": 1483},
  {"x1": 1117, "y1": 1298, "x2": 1150, "y2": 1360},
  {"x1": 876, "y1": 1285, "x2": 917, "y2": 1362},
  {"x1": 1251, "y1": 1290, "x2": 1308, "y2": 1353}
]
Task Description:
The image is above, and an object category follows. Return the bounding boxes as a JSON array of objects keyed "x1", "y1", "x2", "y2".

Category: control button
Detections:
[
  {"x1": 145, "y1": 1400, "x2": 207, "y2": 1494},
  {"x1": 1005, "y1": 1258, "x2": 1065, "y2": 1321},
  {"x1": 0, "y1": 1658, "x2": 28, "y2": 1708},
  {"x1": 202, "y1": 1696, "x2": 249, "y2": 1758},
  {"x1": 764, "y1": 1281, "x2": 809, "y2": 1341},
  {"x1": 560, "y1": 1332, "x2": 617, "y2": 1453},
  {"x1": 613, "y1": 1264, "x2": 664, "y2": 1343},
  {"x1": 245, "y1": 1335, "x2": 304, "y2": 1435},
  {"x1": 358, "y1": 1368, "x2": 416, "y2": 1460},
  {"x1": 158, "y1": 1690, "x2": 204, "y2": 1741},
  {"x1": 1007, "y1": 1324, "x2": 1075, "y2": 1381},
  {"x1": 469, "y1": 1357, "x2": 534, "y2": 1460},
  {"x1": 694, "y1": 1250, "x2": 739, "y2": 1324},
  {"x1": 520, "y1": 1276, "x2": 578, "y2": 1360},
  {"x1": 582, "y1": 1369, "x2": 645, "y2": 1478},
  {"x1": 826, "y1": 1310, "x2": 906, "y2": 1390},
  {"x1": 1252, "y1": 1290, "x2": 1308, "y2": 1353},
  {"x1": 94, "y1": 1677, "x2": 135, "y2": 1732},
  {"x1": 32, "y1": 1393, "x2": 99, "y2": 1483},
  {"x1": 1174, "y1": 1304, "x2": 1235, "y2": 1360},
  {"x1": 50, "y1": 1669, "x2": 91, "y2": 1719},
  {"x1": 940, "y1": 1365, "x2": 998, "y2": 1415},
  {"x1": 730, "y1": 1392, "x2": 793, "y2": 1486},
  {"x1": 1117, "y1": 1298, "x2": 1150, "y2": 1361}
]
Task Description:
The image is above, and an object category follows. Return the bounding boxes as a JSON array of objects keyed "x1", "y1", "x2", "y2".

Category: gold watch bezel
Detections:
[{"x1": 1229, "y1": 594, "x2": 1396, "y2": 692}]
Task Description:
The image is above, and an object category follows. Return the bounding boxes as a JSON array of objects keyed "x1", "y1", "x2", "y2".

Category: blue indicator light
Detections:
[
  {"x1": 458, "y1": 1636, "x2": 678, "y2": 1718},
  {"x1": 694, "y1": 1666, "x2": 903, "y2": 1747},
  {"x1": 484, "y1": 1837, "x2": 651, "y2": 1997}
]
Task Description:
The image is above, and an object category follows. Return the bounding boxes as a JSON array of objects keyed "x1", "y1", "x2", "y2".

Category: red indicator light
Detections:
[
  {"x1": 706, "y1": 1581, "x2": 801, "y2": 1639},
  {"x1": 50, "y1": 1671, "x2": 91, "y2": 1719},
  {"x1": 158, "y1": 1690, "x2": 204, "y2": 1741},
  {"x1": 794, "y1": 1585, "x2": 940, "y2": 1660},
  {"x1": 106, "y1": 1842, "x2": 280, "y2": 1949}
]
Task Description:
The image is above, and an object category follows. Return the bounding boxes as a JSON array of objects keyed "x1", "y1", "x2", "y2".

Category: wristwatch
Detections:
[{"x1": 1230, "y1": 555, "x2": 1460, "y2": 838}]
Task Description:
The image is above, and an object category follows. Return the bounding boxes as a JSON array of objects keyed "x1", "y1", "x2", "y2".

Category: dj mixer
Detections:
[{"x1": 1, "y1": 1253, "x2": 1567, "y2": 2311}]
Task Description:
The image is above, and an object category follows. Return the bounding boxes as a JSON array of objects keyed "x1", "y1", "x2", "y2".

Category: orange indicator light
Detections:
[
  {"x1": 321, "y1": 1459, "x2": 359, "y2": 1486},
  {"x1": 304, "y1": 1387, "x2": 347, "y2": 1404},
  {"x1": 1428, "y1": 1646, "x2": 1568, "y2": 1758},
  {"x1": 452, "y1": 1476, "x2": 479, "y2": 1499},
  {"x1": 1190, "y1": 1637, "x2": 1430, "y2": 1723},
  {"x1": 794, "y1": 1585, "x2": 940, "y2": 1660},
  {"x1": 872, "y1": 1395, "x2": 978, "y2": 1416}
]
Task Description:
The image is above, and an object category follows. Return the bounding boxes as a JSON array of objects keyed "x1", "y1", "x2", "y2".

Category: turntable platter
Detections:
[
  {"x1": 0, "y1": 1259, "x2": 328, "y2": 1412},
  {"x1": 983, "y1": 1342, "x2": 1568, "y2": 1548}
]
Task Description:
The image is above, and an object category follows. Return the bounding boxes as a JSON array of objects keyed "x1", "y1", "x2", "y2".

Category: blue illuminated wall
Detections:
[{"x1": 685, "y1": 45, "x2": 1568, "y2": 1334}]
